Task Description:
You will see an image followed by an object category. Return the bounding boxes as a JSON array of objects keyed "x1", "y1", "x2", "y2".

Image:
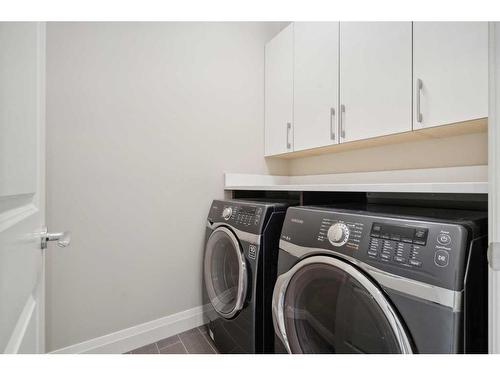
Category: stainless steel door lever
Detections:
[{"x1": 41, "y1": 227, "x2": 71, "y2": 249}]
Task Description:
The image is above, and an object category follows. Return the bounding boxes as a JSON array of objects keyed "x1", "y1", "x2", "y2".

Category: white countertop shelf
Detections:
[
  {"x1": 224, "y1": 182, "x2": 487, "y2": 194},
  {"x1": 224, "y1": 166, "x2": 488, "y2": 194}
]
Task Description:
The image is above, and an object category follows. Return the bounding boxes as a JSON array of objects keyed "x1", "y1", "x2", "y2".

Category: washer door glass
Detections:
[
  {"x1": 204, "y1": 227, "x2": 247, "y2": 319},
  {"x1": 282, "y1": 260, "x2": 408, "y2": 354}
]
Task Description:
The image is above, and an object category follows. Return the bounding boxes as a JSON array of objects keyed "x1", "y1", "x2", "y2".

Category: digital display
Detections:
[
  {"x1": 371, "y1": 222, "x2": 428, "y2": 245},
  {"x1": 239, "y1": 206, "x2": 257, "y2": 215}
]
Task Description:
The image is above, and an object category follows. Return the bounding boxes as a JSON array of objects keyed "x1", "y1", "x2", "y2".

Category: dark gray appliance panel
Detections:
[
  {"x1": 208, "y1": 199, "x2": 279, "y2": 234},
  {"x1": 280, "y1": 207, "x2": 469, "y2": 291}
]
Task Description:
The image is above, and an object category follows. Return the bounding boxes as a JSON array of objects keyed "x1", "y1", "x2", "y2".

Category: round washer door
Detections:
[
  {"x1": 272, "y1": 255, "x2": 413, "y2": 354},
  {"x1": 204, "y1": 226, "x2": 248, "y2": 319}
]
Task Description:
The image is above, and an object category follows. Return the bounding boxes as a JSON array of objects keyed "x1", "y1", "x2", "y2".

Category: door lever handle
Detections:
[
  {"x1": 488, "y1": 242, "x2": 500, "y2": 270},
  {"x1": 41, "y1": 227, "x2": 71, "y2": 249}
]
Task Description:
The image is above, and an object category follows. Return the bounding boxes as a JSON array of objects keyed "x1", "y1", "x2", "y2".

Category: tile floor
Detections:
[{"x1": 126, "y1": 325, "x2": 219, "y2": 354}]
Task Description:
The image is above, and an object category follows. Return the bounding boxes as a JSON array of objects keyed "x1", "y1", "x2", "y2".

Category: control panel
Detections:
[
  {"x1": 367, "y1": 222, "x2": 429, "y2": 268},
  {"x1": 365, "y1": 221, "x2": 460, "y2": 271},
  {"x1": 222, "y1": 204, "x2": 262, "y2": 227},
  {"x1": 280, "y1": 206, "x2": 470, "y2": 291},
  {"x1": 209, "y1": 200, "x2": 265, "y2": 234}
]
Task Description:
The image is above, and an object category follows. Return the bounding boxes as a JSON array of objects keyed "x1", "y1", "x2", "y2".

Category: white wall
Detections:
[{"x1": 45, "y1": 22, "x2": 287, "y2": 351}]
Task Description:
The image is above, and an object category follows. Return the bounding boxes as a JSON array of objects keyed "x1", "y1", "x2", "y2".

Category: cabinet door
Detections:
[
  {"x1": 293, "y1": 22, "x2": 339, "y2": 151},
  {"x1": 413, "y1": 22, "x2": 488, "y2": 129},
  {"x1": 339, "y1": 22, "x2": 412, "y2": 143},
  {"x1": 265, "y1": 24, "x2": 294, "y2": 156}
]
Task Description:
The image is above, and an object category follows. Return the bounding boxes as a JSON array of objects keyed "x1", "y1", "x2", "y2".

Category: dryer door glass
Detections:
[
  {"x1": 204, "y1": 227, "x2": 247, "y2": 319},
  {"x1": 281, "y1": 258, "x2": 411, "y2": 353}
]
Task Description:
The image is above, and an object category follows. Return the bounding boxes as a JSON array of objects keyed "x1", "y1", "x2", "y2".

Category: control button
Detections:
[
  {"x1": 390, "y1": 234, "x2": 401, "y2": 241},
  {"x1": 370, "y1": 224, "x2": 381, "y2": 238},
  {"x1": 327, "y1": 223, "x2": 350, "y2": 247},
  {"x1": 401, "y1": 237, "x2": 413, "y2": 243},
  {"x1": 415, "y1": 229, "x2": 428, "y2": 238},
  {"x1": 381, "y1": 233, "x2": 390, "y2": 240},
  {"x1": 382, "y1": 241, "x2": 395, "y2": 251},
  {"x1": 437, "y1": 233, "x2": 451, "y2": 246},
  {"x1": 394, "y1": 256, "x2": 406, "y2": 263},
  {"x1": 413, "y1": 229, "x2": 428, "y2": 245},
  {"x1": 409, "y1": 259, "x2": 422, "y2": 267},
  {"x1": 434, "y1": 250, "x2": 450, "y2": 267},
  {"x1": 367, "y1": 251, "x2": 378, "y2": 257},
  {"x1": 380, "y1": 253, "x2": 391, "y2": 261},
  {"x1": 222, "y1": 207, "x2": 233, "y2": 220}
]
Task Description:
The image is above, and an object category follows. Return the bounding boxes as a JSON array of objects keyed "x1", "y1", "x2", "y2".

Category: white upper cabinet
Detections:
[
  {"x1": 339, "y1": 22, "x2": 412, "y2": 143},
  {"x1": 293, "y1": 22, "x2": 339, "y2": 151},
  {"x1": 265, "y1": 23, "x2": 294, "y2": 156},
  {"x1": 264, "y1": 22, "x2": 488, "y2": 157},
  {"x1": 413, "y1": 22, "x2": 488, "y2": 129}
]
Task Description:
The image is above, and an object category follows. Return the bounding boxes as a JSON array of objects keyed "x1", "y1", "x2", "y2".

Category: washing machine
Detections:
[
  {"x1": 272, "y1": 204, "x2": 488, "y2": 354},
  {"x1": 203, "y1": 199, "x2": 296, "y2": 353}
]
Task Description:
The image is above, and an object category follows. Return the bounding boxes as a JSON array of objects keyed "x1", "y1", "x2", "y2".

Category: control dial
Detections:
[
  {"x1": 222, "y1": 207, "x2": 233, "y2": 220},
  {"x1": 327, "y1": 223, "x2": 350, "y2": 247}
]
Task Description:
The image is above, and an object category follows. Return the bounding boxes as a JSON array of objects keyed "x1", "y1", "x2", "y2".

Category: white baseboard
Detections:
[{"x1": 50, "y1": 305, "x2": 210, "y2": 354}]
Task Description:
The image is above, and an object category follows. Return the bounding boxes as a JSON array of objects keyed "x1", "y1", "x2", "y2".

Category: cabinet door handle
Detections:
[
  {"x1": 330, "y1": 108, "x2": 336, "y2": 141},
  {"x1": 340, "y1": 104, "x2": 346, "y2": 139},
  {"x1": 286, "y1": 122, "x2": 291, "y2": 149},
  {"x1": 416, "y1": 78, "x2": 423, "y2": 123}
]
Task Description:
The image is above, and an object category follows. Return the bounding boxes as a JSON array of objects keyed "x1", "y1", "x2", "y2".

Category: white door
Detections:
[
  {"x1": 0, "y1": 22, "x2": 46, "y2": 354},
  {"x1": 339, "y1": 22, "x2": 412, "y2": 143},
  {"x1": 413, "y1": 22, "x2": 488, "y2": 129},
  {"x1": 265, "y1": 23, "x2": 294, "y2": 156},
  {"x1": 293, "y1": 22, "x2": 339, "y2": 152}
]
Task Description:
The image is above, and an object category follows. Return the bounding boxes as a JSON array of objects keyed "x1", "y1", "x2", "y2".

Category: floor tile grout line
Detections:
[
  {"x1": 158, "y1": 341, "x2": 186, "y2": 354},
  {"x1": 178, "y1": 335, "x2": 189, "y2": 354},
  {"x1": 204, "y1": 336, "x2": 218, "y2": 353},
  {"x1": 198, "y1": 327, "x2": 218, "y2": 353},
  {"x1": 197, "y1": 327, "x2": 207, "y2": 337},
  {"x1": 156, "y1": 335, "x2": 181, "y2": 351},
  {"x1": 204, "y1": 338, "x2": 218, "y2": 354},
  {"x1": 158, "y1": 340, "x2": 181, "y2": 351}
]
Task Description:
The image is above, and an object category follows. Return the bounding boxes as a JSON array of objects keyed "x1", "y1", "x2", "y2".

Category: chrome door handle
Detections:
[
  {"x1": 286, "y1": 122, "x2": 292, "y2": 149},
  {"x1": 41, "y1": 227, "x2": 71, "y2": 249},
  {"x1": 330, "y1": 107, "x2": 336, "y2": 141},
  {"x1": 340, "y1": 104, "x2": 346, "y2": 139},
  {"x1": 416, "y1": 78, "x2": 423, "y2": 123},
  {"x1": 488, "y1": 242, "x2": 500, "y2": 270}
]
